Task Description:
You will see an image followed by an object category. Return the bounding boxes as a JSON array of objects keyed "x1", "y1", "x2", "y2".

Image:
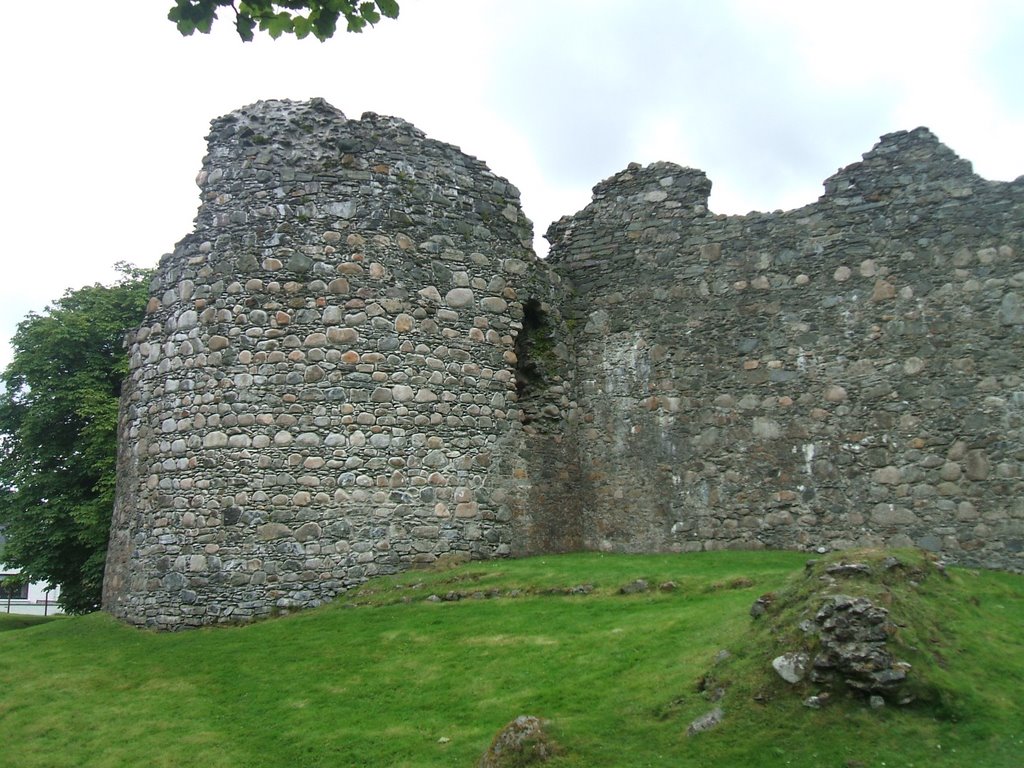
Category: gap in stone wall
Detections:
[{"x1": 514, "y1": 298, "x2": 552, "y2": 418}]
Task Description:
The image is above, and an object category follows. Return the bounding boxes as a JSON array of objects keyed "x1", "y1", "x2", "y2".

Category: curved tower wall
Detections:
[{"x1": 103, "y1": 100, "x2": 573, "y2": 628}]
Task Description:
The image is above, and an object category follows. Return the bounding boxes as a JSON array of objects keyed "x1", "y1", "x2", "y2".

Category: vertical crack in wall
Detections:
[{"x1": 510, "y1": 297, "x2": 584, "y2": 554}]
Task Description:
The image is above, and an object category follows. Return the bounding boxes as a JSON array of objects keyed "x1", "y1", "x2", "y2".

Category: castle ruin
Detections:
[{"x1": 103, "y1": 99, "x2": 1024, "y2": 628}]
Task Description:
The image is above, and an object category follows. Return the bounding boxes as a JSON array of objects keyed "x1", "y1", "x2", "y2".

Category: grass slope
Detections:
[
  {"x1": 0, "y1": 613, "x2": 61, "y2": 633},
  {"x1": 1, "y1": 551, "x2": 1021, "y2": 767}
]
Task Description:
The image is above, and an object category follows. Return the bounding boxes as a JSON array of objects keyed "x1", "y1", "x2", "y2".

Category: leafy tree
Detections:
[
  {"x1": 169, "y1": 0, "x2": 400, "y2": 42},
  {"x1": 0, "y1": 265, "x2": 152, "y2": 614}
]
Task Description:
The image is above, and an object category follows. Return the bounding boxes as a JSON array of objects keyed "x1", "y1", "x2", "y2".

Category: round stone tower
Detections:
[{"x1": 102, "y1": 99, "x2": 570, "y2": 628}]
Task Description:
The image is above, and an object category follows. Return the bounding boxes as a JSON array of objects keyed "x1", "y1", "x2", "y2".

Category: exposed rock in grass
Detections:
[
  {"x1": 479, "y1": 715, "x2": 557, "y2": 767},
  {"x1": 696, "y1": 669, "x2": 727, "y2": 702},
  {"x1": 810, "y1": 594, "x2": 911, "y2": 695},
  {"x1": 619, "y1": 579, "x2": 650, "y2": 594},
  {"x1": 825, "y1": 562, "x2": 873, "y2": 577},
  {"x1": 686, "y1": 707, "x2": 724, "y2": 736},
  {"x1": 802, "y1": 692, "x2": 831, "y2": 709},
  {"x1": 750, "y1": 593, "x2": 775, "y2": 617},
  {"x1": 772, "y1": 652, "x2": 810, "y2": 683}
]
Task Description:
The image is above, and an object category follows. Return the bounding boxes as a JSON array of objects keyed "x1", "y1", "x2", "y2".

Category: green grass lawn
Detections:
[{"x1": 1, "y1": 551, "x2": 1021, "y2": 767}]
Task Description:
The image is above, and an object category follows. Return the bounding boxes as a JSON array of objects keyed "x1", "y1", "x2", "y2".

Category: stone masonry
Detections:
[
  {"x1": 549, "y1": 132, "x2": 1023, "y2": 561},
  {"x1": 103, "y1": 99, "x2": 1023, "y2": 628}
]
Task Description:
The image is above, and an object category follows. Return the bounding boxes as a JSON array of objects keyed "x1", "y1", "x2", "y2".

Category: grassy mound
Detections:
[
  {"x1": 669, "y1": 549, "x2": 1024, "y2": 765},
  {"x1": 0, "y1": 551, "x2": 1021, "y2": 767},
  {"x1": 725, "y1": 550, "x2": 960, "y2": 708},
  {"x1": 0, "y1": 612, "x2": 62, "y2": 632}
]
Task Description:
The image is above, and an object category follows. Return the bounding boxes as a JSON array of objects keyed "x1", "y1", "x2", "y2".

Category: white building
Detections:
[{"x1": 0, "y1": 535, "x2": 63, "y2": 616}]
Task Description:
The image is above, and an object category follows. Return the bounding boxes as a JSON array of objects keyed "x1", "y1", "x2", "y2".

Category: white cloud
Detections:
[{"x1": 0, "y1": 0, "x2": 1021, "y2": 371}]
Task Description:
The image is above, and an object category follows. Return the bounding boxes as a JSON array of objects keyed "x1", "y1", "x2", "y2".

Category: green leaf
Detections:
[
  {"x1": 195, "y1": 14, "x2": 214, "y2": 34},
  {"x1": 168, "y1": 0, "x2": 221, "y2": 35},
  {"x1": 168, "y1": 6, "x2": 197, "y2": 36},
  {"x1": 258, "y1": 11, "x2": 295, "y2": 39},
  {"x1": 359, "y1": 2, "x2": 380, "y2": 24},
  {"x1": 312, "y1": 10, "x2": 341, "y2": 40},
  {"x1": 376, "y1": 0, "x2": 399, "y2": 19},
  {"x1": 236, "y1": 12, "x2": 257, "y2": 41},
  {"x1": 292, "y1": 15, "x2": 312, "y2": 39}
]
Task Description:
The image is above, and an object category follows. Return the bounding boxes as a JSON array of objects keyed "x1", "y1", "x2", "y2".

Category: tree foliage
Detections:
[
  {"x1": 168, "y1": 0, "x2": 400, "y2": 42},
  {"x1": 0, "y1": 265, "x2": 152, "y2": 614}
]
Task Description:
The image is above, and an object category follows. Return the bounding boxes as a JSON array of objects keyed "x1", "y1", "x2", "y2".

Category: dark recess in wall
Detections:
[{"x1": 514, "y1": 298, "x2": 551, "y2": 411}]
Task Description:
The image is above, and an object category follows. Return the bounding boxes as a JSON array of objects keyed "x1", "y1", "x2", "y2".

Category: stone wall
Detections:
[
  {"x1": 548, "y1": 129, "x2": 1024, "y2": 569},
  {"x1": 104, "y1": 102, "x2": 1024, "y2": 629}
]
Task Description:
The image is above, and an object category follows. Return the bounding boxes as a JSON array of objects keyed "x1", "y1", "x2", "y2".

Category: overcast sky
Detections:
[{"x1": 1, "y1": 0, "x2": 1022, "y2": 373}]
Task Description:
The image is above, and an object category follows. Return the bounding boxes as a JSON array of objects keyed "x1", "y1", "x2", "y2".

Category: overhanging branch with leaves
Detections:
[{"x1": 168, "y1": 0, "x2": 400, "y2": 42}]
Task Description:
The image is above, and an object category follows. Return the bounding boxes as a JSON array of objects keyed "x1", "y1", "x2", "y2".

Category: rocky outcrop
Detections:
[
  {"x1": 479, "y1": 715, "x2": 556, "y2": 767},
  {"x1": 809, "y1": 594, "x2": 911, "y2": 695}
]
